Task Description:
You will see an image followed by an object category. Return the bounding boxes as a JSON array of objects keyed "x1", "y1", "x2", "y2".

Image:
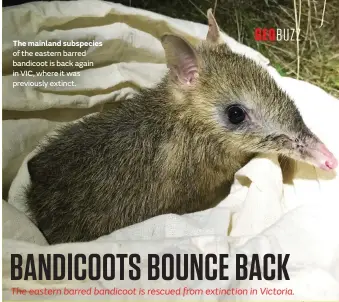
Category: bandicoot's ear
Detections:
[
  {"x1": 161, "y1": 34, "x2": 199, "y2": 86},
  {"x1": 206, "y1": 8, "x2": 223, "y2": 44}
]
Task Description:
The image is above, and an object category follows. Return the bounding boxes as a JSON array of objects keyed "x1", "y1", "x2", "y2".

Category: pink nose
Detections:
[{"x1": 314, "y1": 143, "x2": 338, "y2": 171}]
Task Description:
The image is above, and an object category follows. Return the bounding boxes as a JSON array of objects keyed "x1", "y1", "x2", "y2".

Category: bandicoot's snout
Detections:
[
  {"x1": 283, "y1": 131, "x2": 338, "y2": 171},
  {"x1": 307, "y1": 142, "x2": 338, "y2": 171}
]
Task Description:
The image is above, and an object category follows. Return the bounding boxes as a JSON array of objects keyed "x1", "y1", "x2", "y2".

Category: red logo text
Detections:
[{"x1": 254, "y1": 28, "x2": 300, "y2": 42}]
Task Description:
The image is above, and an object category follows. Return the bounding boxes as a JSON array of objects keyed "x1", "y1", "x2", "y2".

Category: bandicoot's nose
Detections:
[{"x1": 310, "y1": 143, "x2": 338, "y2": 171}]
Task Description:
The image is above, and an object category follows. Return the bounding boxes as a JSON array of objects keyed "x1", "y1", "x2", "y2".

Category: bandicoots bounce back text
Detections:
[{"x1": 11, "y1": 253, "x2": 290, "y2": 281}]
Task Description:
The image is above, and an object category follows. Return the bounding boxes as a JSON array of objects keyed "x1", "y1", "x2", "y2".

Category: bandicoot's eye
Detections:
[{"x1": 227, "y1": 105, "x2": 246, "y2": 124}]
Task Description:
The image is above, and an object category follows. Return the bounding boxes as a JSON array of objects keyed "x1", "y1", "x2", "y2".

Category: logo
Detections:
[{"x1": 254, "y1": 28, "x2": 300, "y2": 42}]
